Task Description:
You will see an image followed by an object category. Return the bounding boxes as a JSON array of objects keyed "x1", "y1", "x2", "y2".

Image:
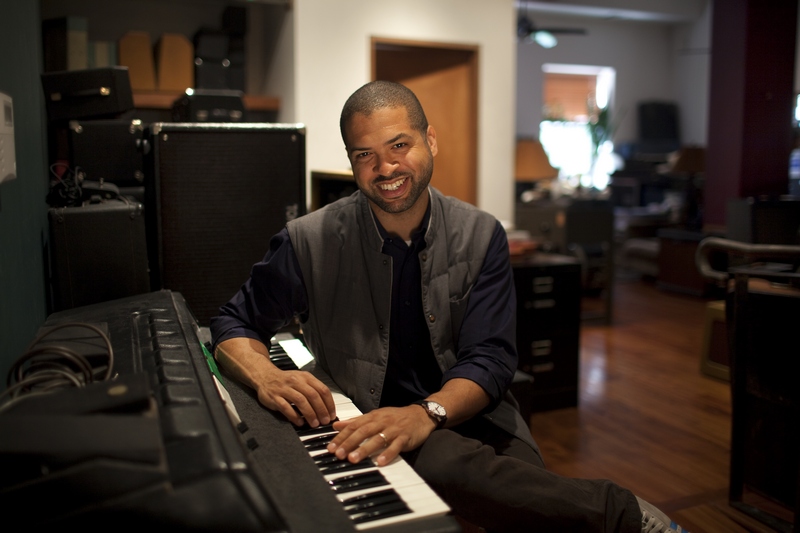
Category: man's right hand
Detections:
[
  {"x1": 255, "y1": 366, "x2": 336, "y2": 427},
  {"x1": 215, "y1": 337, "x2": 336, "y2": 427}
]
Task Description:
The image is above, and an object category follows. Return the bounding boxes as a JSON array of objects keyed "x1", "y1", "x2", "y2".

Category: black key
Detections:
[
  {"x1": 303, "y1": 434, "x2": 335, "y2": 451},
  {"x1": 342, "y1": 488, "x2": 400, "y2": 513},
  {"x1": 314, "y1": 453, "x2": 342, "y2": 466},
  {"x1": 296, "y1": 421, "x2": 339, "y2": 437},
  {"x1": 349, "y1": 500, "x2": 411, "y2": 524},
  {"x1": 318, "y1": 456, "x2": 374, "y2": 474},
  {"x1": 328, "y1": 471, "x2": 389, "y2": 494},
  {"x1": 269, "y1": 355, "x2": 297, "y2": 370}
]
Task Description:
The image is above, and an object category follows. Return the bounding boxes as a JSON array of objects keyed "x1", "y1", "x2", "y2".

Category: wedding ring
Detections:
[{"x1": 378, "y1": 432, "x2": 388, "y2": 446}]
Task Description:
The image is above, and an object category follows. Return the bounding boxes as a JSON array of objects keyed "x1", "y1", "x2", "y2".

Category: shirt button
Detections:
[
  {"x1": 379, "y1": 324, "x2": 384, "y2": 330},
  {"x1": 370, "y1": 388, "x2": 376, "y2": 394},
  {"x1": 421, "y1": 253, "x2": 427, "y2": 261},
  {"x1": 428, "y1": 314, "x2": 435, "y2": 323}
]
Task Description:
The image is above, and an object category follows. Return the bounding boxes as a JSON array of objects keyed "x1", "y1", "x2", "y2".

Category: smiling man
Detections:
[{"x1": 210, "y1": 81, "x2": 687, "y2": 533}]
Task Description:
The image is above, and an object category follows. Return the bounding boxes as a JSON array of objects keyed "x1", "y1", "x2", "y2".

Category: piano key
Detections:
[
  {"x1": 328, "y1": 471, "x2": 390, "y2": 494},
  {"x1": 318, "y1": 455, "x2": 375, "y2": 475},
  {"x1": 303, "y1": 433, "x2": 337, "y2": 451},
  {"x1": 350, "y1": 499, "x2": 412, "y2": 524},
  {"x1": 344, "y1": 490, "x2": 412, "y2": 523},
  {"x1": 296, "y1": 422, "x2": 339, "y2": 437},
  {"x1": 270, "y1": 333, "x2": 453, "y2": 530}
]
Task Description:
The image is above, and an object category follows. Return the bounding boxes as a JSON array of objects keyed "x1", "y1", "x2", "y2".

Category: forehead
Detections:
[{"x1": 346, "y1": 106, "x2": 413, "y2": 144}]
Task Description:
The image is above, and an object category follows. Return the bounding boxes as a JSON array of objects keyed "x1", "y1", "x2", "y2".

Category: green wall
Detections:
[{"x1": 0, "y1": 1, "x2": 51, "y2": 381}]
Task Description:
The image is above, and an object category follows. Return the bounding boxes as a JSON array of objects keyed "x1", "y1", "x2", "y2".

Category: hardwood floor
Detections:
[{"x1": 526, "y1": 273, "x2": 794, "y2": 533}]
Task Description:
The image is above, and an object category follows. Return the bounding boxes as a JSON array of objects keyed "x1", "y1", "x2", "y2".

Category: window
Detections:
[{"x1": 539, "y1": 64, "x2": 616, "y2": 190}]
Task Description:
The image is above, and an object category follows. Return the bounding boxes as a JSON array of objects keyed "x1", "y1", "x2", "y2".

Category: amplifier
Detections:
[
  {"x1": 48, "y1": 200, "x2": 150, "y2": 312},
  {"x1": 40, "y1": 67, "x2": 134, "y2": 122},
  {"x1": 144, "y1": 122, "x2": 306, "y2": 326},
  {"x1": 171, "y1": 89, "x2": 244, "y2": 122},
  {"x1": 67, "y1": 119, "x2": 146, "y2": 188}
]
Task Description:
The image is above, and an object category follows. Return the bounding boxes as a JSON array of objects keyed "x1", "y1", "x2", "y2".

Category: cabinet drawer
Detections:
[{"x1": 516, "y1": 331, "x2": 579, "y2": 387}]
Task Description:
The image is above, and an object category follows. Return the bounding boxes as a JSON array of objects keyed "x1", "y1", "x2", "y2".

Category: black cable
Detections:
[
  {"x1": 47, "y1": 163, "x2": 86, "y2": 207},
  {"x1": 1, "y1": 322, "x2": 115, "y2": 413}
]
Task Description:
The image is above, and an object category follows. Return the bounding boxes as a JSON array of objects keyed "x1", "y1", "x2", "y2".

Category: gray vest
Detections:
[{"x1": 287, "y1": 187, "x2": 537, "y2": 450}]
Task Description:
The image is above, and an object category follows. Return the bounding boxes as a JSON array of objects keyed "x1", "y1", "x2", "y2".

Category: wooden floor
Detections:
[{"x1": 526, "y1": 273, "x2": 794, "y2": 533}]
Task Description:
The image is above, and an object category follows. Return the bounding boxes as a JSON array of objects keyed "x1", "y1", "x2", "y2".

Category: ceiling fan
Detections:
[{"x1": 517, "y1": 13, "x2": 587, "y2": 48}]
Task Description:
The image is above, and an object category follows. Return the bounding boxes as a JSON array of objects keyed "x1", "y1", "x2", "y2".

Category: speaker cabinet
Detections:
[
  {"x1": 727, "y1": 197, "x2": 800, "y2": 245},
  {"x1": 48, "y1": 200, "x2": 150, "y2": 312},
  {"x1": 144, "y1": 123, "x2": 306, "y2": 326}
]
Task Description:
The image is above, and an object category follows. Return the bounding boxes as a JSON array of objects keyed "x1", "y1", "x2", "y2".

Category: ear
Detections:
[{"x1": 426, "y1": 125, "x2": 438, "y2": 157}]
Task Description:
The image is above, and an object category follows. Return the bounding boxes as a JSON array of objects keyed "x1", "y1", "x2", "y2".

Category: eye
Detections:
[
  {"x1": 393, "y1": 142, "x2": 407, "y2": 149},
  {"x1": 355, "y1": 151, "x2": 371, "y2": 159}
]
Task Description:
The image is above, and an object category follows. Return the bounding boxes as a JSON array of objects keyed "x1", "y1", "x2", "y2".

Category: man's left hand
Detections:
[{"x1": 327, "y1": 405, "x2": 436, "y2": 466}]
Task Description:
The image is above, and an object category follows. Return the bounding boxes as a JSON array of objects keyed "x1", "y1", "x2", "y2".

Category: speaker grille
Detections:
[{"x1": 147, "y1": 123, "x2": 306, "y2": 326}]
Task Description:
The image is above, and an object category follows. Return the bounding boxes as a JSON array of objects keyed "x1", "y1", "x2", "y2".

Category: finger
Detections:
[
  {"x1": 306, "y1": 380, "x2": 336, "y2": 424},
  {"x1": 331, "y1": 421, "x2": 375, "y2": 461},
  {"x1": 281, "y1": 374, "x2": 335, "y2": 427},
  {"x1": 345, "y1": 430, "x2": 391, "y2": 464},
  {"x1": 375, "y1": 436, "x2": 403, "y2": 467},
  {"x1": 270, "y1": 396, "x2": 305, "y2": 426}
]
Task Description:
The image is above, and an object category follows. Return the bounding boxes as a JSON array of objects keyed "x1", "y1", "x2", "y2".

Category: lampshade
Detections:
[
  {"x1": 670, "y1": 146, "x2": 706, "y2": 174},
  {"x1": 515, "y1": 139, "x2": 559, "y2": 181}
]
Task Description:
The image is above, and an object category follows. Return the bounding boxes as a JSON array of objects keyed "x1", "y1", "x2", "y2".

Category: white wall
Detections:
[
  {"x1": 516, "y1": 13, "x2": 709, "y2": 150},
  {"x1": 670, "y1": 0, "x2": 712, "y2": 146},
  {"x1": 282, "y1": 0, "x2": 518, "y2": 224}
]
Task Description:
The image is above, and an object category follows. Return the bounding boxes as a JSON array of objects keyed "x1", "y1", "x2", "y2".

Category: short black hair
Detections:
[{"x1": 340, "y1": 81, "x2": 429, "y2": 147}]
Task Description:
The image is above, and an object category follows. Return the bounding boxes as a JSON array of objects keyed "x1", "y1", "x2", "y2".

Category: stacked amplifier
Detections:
[
  {"x1": 40, "y1": 67, "x2": 307, "y2": 326},
  {"x1": 40, "y1": 67, "x2": 150, "y2": 312}
]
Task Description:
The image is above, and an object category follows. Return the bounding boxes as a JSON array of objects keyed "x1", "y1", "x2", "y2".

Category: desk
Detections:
[
  {"x1": 511, "y1": 253, "x2": 581, "y2": 412},
  {"x1": 515, "y1": 199, "x2": 614, "y2": 322}
]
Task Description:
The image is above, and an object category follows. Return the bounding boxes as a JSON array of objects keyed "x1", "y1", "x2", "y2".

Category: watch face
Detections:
[{"x1": 429, "y1": 402, "x2": 446, "y2": 417}]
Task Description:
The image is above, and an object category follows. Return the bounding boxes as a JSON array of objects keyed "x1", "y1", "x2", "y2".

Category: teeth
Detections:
[{"x1": 379, "y1": 178, "x2": 405, "y2": 191}]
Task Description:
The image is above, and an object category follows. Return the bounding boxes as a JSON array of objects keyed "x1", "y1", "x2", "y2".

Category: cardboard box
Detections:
[
  {"x1": 118, "y1": 31, "x2": 156, "y2": 91},
  {"x1": 156, "y1": 33, "x2": 194, "y2": 92}
]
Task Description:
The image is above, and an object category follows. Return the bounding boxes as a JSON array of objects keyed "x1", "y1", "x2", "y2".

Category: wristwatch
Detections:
[{"x1": 414, "y1": 400, "x2": 447, "y2": 429}]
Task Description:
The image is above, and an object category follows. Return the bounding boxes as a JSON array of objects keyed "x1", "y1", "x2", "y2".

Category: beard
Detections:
[{"x1": 361, "y1": 154, "x2": 434, "y2": 214}]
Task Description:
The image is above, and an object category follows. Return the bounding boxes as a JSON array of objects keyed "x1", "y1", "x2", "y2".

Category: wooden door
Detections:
[{"x1": 372, "y1": 38, "x2": 479, "y2": 205}]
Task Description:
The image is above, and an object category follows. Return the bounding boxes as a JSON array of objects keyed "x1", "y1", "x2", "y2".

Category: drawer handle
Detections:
[
  {"x1": 532, "y1": 276, "x2": 554, "y2": 293},
  {"x1": 523, "y1": 299, "x2": 556, "y2": 310},
  {"x1": 531, "y1": 362, "x2": 555, "y2": 373},
  {"x1": 531, "y1": 339, "x2": 552, "y2": 356}
]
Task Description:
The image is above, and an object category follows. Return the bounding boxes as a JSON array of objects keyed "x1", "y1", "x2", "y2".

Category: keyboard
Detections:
[{"x1": 266, "y1": 333, "x2": 454, "y2": 531}]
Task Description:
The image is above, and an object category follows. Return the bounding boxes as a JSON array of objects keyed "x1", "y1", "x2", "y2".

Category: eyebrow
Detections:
[{"x1": 348, "y1": 132, "x2": 412, "y2": 156}]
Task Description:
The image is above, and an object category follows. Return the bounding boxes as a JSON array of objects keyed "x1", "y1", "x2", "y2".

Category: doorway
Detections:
[{"x1": 372, "y1": 37, "x2": 479, "y2": 205}]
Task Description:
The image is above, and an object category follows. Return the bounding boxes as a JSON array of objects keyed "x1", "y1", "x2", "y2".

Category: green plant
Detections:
[{"x1": 587, "y1": 99, "x2": 613, "y2": 156}]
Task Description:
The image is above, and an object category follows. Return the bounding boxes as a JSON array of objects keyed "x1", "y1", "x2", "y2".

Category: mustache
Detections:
[{"x1": 374, "y1": 171, "x2": 410, "y2": 182}]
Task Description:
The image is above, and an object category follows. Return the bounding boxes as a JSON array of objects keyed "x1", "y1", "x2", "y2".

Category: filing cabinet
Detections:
[{"x1": 511, "y1": 253, "x2": 582, "y2": 412}]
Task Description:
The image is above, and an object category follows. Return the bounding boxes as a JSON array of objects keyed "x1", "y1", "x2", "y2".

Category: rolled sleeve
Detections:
[
  {"x1": 442, "y1": 221, "x2": 518, "y2": 408},
  {"x1": 210, "y1": 228, "x2": 308, "y2": 351}
]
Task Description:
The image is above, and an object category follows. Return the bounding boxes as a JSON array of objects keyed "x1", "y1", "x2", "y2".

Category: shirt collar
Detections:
[{"x1": 372, "y1": 191, "x2": 432, "y2": 247}]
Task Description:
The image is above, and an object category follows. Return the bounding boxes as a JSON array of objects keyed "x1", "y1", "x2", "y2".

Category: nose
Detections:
[{"x1": 375, "y1": 154, "x2": 399, "y2": 176}]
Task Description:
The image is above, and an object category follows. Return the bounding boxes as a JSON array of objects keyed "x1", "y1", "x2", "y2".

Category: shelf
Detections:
[{"x1": 132, "y1": 91, "x2": 280, "y2": 111}]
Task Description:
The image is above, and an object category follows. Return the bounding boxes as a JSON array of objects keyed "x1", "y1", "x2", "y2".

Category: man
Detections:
[{"x1": 210, "y1": 81, "x2": 686, "y2": 533}]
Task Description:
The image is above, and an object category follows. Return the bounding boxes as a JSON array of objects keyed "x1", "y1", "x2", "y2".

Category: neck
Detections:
[{"x1": 370, "y1": 189, "x2": 429, "y2": 242}]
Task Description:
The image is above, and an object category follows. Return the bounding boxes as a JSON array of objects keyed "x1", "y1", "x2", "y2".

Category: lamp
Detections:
[
  {"x1": 515, "y1": 138, "x2": 559, "y2": 203},
  {"x1": 532, "y1": 31, "x2": 558, "y2": 49},
  {"x1": 670, "y1": 145, "x2": 706, "y2": 174},
  {"x1": 515, "y1": 138, "x2": 559, "y2": 182}
]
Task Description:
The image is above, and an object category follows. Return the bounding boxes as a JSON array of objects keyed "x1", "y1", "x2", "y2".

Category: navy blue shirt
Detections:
[{"x1": 211, "y1": 206, "x2": 518, "y2": 409}]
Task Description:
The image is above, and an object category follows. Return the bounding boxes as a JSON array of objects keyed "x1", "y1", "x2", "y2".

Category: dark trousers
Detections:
[{"x1": 402, "y1": 417, "x2": 642, "y2": 533}]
